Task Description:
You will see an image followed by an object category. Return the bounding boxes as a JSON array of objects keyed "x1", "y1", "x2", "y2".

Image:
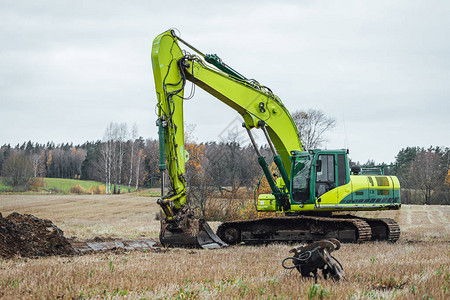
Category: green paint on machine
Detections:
[{"x1": 339, "y1": 189, "x2": 400, "y2": 205}]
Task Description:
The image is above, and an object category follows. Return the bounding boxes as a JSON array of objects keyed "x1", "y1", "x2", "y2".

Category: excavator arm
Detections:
[
  {"x1": 152, "y1": 31, "x2": 188, "y2": 219},
  {"x1": 152, "y1": 29, "x2": 304, "y2": 247},
  {"x1": 152, "y1": 30, "x2": 303, "y2": 217}
]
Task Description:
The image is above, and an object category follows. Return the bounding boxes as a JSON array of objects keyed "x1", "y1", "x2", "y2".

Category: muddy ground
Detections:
[{"x1": 0, "y1": 212, "x2": 75, "y2": 258}]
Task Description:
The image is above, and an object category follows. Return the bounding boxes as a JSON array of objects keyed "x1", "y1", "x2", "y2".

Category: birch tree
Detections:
[
  {"x1": 128, "y1": 123, "x2": 138, "y2": 192},
  {"x1": 101, "y1": 123, "x2": 116, "y2": 194},
  {"x1": 30, "y1": 151, "x2": 45, "y2": 177},
  {"x1": 99, "y1": 122, "x2": 129, "y2": 194},
  {"x1": 135, "y1": 148, "x2": 144, "y2": 190},
  {"x1": 116, "y1": 123, "x2": 128, "y2": 194}
]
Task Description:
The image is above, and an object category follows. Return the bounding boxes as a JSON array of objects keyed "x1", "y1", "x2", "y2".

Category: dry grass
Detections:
[
  {"x1": 0, "y1": 195, "x2": 449, "y2": 299},
  {"x1": 354, "y1": 205, "x2": 450, "y2": 242},
  {"x1": 0, "y1": 242, "x2": 448, "y2": 299},
  {"x1": 0, "y1": 194, "x2": 161, "y2": 240}
]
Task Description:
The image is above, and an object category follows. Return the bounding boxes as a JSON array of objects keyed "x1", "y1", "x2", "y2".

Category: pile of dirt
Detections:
[{"x1": 0, "y1": 212, "x2": 75, "y2": 258}]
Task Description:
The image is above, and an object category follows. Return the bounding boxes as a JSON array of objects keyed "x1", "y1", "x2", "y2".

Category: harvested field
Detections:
[
  {"x1": 0, "y1": 194, "x2": 162, "y2": 241},
  {"x1": 0, "y1": 195, "x2": 449, "y2": 299}
]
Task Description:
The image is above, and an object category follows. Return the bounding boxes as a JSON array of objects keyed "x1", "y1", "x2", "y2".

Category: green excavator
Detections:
[{"x1": 151, "y1": 30, "x2": 401, "y2": 248}]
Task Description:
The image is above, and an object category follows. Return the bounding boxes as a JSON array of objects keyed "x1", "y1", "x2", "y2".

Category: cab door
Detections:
[{"x1": 315, "y1": 154, "x2": 339, "y2": 202}]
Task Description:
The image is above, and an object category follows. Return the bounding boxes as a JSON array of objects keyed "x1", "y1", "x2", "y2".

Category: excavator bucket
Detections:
[{"x1": 159, "y1": 207, "x2": 228, "y2": 249}]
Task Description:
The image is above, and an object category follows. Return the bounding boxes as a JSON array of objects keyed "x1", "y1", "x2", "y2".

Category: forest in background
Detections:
[
  {"x1": 1, "y1": 138, "x2": 448, "y2": 205},
  {"x1": 1, "y1": 110, "x2": 449, "y2": 206}
]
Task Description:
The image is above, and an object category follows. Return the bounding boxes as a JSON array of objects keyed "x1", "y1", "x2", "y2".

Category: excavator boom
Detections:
[{"x1": 151, "y1": 29, "x2": 303, "y2": 248}]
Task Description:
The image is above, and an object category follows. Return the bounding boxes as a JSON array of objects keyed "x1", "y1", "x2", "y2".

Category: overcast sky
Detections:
[{"x1": 1, "y1": 0, "x2": 449, "y2": 163}]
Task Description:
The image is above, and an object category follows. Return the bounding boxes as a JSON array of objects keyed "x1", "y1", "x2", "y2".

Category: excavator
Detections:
[{"x1": 151, "y1": 29, "x2": 401, "y2": 248}]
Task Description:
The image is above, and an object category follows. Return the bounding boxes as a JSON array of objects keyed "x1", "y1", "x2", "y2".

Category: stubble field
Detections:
[{"x1": 0, "y1": 194, "x2": 449, "y2": 299}]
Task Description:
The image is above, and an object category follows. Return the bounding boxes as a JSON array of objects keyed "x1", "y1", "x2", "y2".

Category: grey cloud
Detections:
[{"x1": 0, "y1": 0, "x2": 449, "y2": 163}]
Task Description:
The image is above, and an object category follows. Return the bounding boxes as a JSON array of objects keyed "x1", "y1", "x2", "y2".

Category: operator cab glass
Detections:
[
  {"x1": 315, "y1": 153, "x2": 349, "y2": 198},
  {"x1": 316, "y1": 154, "x2": 336, "y2": 197},
  {"x1": 291, "y1": 154, "x2": 312, "y2": 204}
]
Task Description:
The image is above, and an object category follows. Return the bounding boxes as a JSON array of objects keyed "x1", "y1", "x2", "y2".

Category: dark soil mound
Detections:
[{"x1": 0, "y1": 212, "x2": 75, "y2": 258}]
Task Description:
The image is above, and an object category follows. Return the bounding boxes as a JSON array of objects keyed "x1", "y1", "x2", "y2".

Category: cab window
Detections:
[
  {"x1": 316, "y1": 154, "x2": 335, "y2": 197},
  {"x1": 292, "y1": 157, "x2": 311, "y2": 203}
]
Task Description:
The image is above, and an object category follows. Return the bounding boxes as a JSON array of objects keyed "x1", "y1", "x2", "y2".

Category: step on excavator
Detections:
[{"x1": 151, "y1": 30, "x2": 401, "y2": 248}]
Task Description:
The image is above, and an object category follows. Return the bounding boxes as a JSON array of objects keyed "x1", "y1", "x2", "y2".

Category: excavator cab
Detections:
[
  {"x1": 258, "y1": 150, "x2": 351, "y2": 211},
  {"x1": 287, "y1": 149, "x2": 401, "y2": 213},
  {"x1": 289, "y1": 150, "x2": 350, "y2": 207}
]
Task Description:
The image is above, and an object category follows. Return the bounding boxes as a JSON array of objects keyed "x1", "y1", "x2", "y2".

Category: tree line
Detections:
[
  {"x1": 392, "y1": 146, "x2": 449, "y2": 205},
  {"x1": 0, "y1": 123, "x2": 155, "y2": 193},
  {"x1": 0, "y1": 131, "x2": 263, "y2": 196},
  {"x1": 0, "y1": 109, "x2": 329, "y2": 193},
  {"x1": 0, "y1": 110, "x2": 448, "y2": 205}
]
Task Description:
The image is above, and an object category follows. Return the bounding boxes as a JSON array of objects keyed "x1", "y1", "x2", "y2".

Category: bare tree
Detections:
[
  {"x1": 292, "y1": 109, "x2": 336, "y2": 150},
  {"x1": 206, "y1": 131, "x2": 259, "y2": 196},
  {"x1": 2, "y1": 151, "x2": 33, "y2": 187},
  {"x1": 185, "y1": 141, "x2": 214, "y2": 217},
  {"x1": 135, "y1": 148, "x2": 145, "y2": 190},
  {"x1": 68, "y1": 148, "x2": 86, "y2": 179},
  {"x1": 98, "y1": 122, "x2": 129, "y2": 194},
  {"x1": 116, "y1": 123, "x2": 128, "y2": 194},
  {"x1": 142, "y1": 138, "x2": 158, "y2": 189},
  {"x1": 49, "y1": 148, "x2": 69, "y2": 178},
  {"x1": 30, "y1": 151, "x2": 45, "y2": 177},
  {"x1": 128, "y1": 124, "x2": 138, "y2": 192},
  {"x1": 98, "y1": 142, "x2": 111, "y2": 194},
  {"x1": 407, "y1": 150, "x2": 445, "y2": 205},
  {"x1": 101, "y1": 123, "x2": 116, "y2": 194}
]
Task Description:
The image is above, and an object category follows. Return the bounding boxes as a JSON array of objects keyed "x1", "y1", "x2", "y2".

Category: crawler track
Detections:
[
  {"x1": 360, "y1": 217, "x2": 401, "y2": 242},
  {"x1": 217, "y1": 215, "x2": 373, "y2": 245}
]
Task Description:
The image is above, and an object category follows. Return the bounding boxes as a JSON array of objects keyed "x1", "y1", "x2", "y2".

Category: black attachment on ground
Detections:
[{"x1": 282, "y1": 238, "x2": 344, "y2": 281}]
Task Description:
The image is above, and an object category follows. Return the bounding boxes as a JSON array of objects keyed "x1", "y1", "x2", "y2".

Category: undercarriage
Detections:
[{"x1": 216, "y1": 215, "x2": 400, "y2": 245}]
